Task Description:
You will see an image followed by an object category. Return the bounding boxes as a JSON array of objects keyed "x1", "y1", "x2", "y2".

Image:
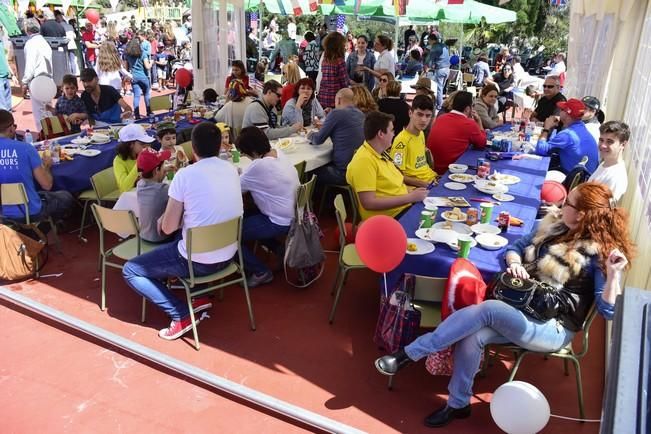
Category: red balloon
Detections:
[
  {"x1": 176, "y1": 68, "x2": 193, "y2": 88},
  {"x1": 85, "y1": 9, "x2": 100, "y2": 25},
  {"x1": 355, "y1": 215, "x2": 407, "y2": 273}
]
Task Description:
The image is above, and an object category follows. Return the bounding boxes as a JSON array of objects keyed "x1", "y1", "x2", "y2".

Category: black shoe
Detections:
[
  {"x1": 374, "y1": 349, "x2": 412, "y2": 375},
  {"x1": 423, "y1": 404, "x2": 471, "y2": 428}
]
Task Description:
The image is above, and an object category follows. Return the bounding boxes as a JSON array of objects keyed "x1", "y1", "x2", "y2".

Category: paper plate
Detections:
[
  {"x1": 473, "y1": 180, "x2": 509, "y2": 195},
  {"x1": 489, "y1": 173, "x2": 521, "y2": 185},
  {"x1": 428, "y1": 228, "x2": 459, "y2": 244},
  {"x1": 444, "y1": 182, "x2": 467, "y2": 191},
  {"x1": 415, "y1": 228, "x2": 433, "y2": 241},
  {"x1": 406, "y1": 238, "x2": 435, "y2": 255},
  {"x1": 432, "y1": 221, "x2": 473, "y2": 235},
  {"x1": 78, "y1": 149, "x2": 101, "y2": 157},
  {"x1": 70, "y1": 137, "x2": 91, "y2": 145},
  {"x1": 441, "y1": 210, "x2": 467, "y2": 222},
  {"x1": 476, "y1": 233, "x2": 509, "y2": 250},
  {"x1": 449, "y1": 173, "x2": 476, "y2": 183},
  {"x1": 90, "y1": 133, "x2": 111, "y2": 142},
  {"x1": 448, "y1": 164, "x2": 468, "y2": 174},
  {"x1": 471, "y1": 223, "x2": 501, "y2": 235},
  {"x1": 493, "y1": 193, "x2": 515, "y2": 202}
]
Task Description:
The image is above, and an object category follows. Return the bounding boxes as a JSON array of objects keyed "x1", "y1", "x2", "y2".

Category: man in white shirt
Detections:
[
  {"x1": 122, "y1": 122, "x2": 244, "y2": 341},
  {"x1": 21, "y1": 18, "x2": 53, "y2": 132},
  {"x1": 588, "y1": 121, "x2": 629, "y2": 202}
]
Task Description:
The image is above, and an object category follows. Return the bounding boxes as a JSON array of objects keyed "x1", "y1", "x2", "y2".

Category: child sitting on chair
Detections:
[
  {"x1": 156, "y1": 121, "x2": 188, "y2": 168},
  {"x1": 203, "y1": 88, "x2": 218, "y2": 106},
  {"x1": 51, "y1": 74, "x2": 88, "y2": 133},
  {"x1": 216, "y1": 122, "x2": 232, "y2": 153},
  {"x1": 136, "y1": 148, "x2": 173, "y2": 243}
]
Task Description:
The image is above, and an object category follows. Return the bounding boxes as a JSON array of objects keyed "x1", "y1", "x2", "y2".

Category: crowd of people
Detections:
[{"x1": 0, "y1": 16, "x2": 637, "y2": 430}]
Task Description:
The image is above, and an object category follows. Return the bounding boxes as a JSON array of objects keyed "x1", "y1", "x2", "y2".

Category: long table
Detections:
[
  {"x1": 50, "y1": 118, "x2": 332, "y2": 194},
  {"x1": 386, "y1": 149, "x2": 550, "y2": 289}
]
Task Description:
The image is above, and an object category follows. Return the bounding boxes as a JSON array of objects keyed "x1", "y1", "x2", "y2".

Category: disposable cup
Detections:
[
  {"x1": 457, "y1": 235, "x2": 474, "y2": 258},
  {"x1": 480, "y1": 202, "x2": 494, "y2": 224}
]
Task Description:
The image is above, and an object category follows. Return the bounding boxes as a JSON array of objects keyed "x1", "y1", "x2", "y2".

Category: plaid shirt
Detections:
[
  {"x1": 55, "y1": 95, "x2": 87, "y2": 133},
  {"x1": 317, "y1": 59, "x2": 348, "y2": 109}
]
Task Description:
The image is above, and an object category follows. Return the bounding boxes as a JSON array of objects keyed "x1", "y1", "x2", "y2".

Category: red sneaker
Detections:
[
  {"x1": 158, "y1": 316, "x2": 196, "y2": 340},
  {"x1": 192, "y1": 297, "x2": 212, "y2": 314}
]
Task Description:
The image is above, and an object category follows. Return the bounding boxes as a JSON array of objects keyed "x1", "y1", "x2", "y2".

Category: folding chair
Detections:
[
  {"x1": 179, "y1": 141, "x2": 193, "y2": 161},
  {"x1": 39, "y1": 115, "x2": 73, "y2": 140},
  {"x1": 91, "y1": 204, "x2": 158, "y2": 311},
  {"x1": 562, "y1": 156, "x2": 590, "y2": 192},
  {"x1": 147, "y1": 216, "x2": 255, "y2": 350},
  {"x1": 78, "y1": 167, "x2": 121, "y2": 241},
  {"x1": 328, "y1": 194, "x2": 368, "y2": 324},
  {"x1": 0, "y1": 183, "x2": 60, "y2": 252},
  {"x1": 294, "y1": 160, "x2": 307, "y2": 183},
  {"x1": 481, "y1": 304, "x2": 598, "y2": 419}
]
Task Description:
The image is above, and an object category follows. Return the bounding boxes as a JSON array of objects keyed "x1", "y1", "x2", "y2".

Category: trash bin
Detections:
[{"x1": 10, "y1": 36, "x2": 70, "y2": 87}]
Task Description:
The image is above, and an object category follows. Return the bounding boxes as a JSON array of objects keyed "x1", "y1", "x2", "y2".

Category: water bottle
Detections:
[
  {"x1": 24, "y1": 129, "x2": 33, "y2": 145},
  {"x1": 50, "y1": 140, "x2": 60, "y2": 165}
]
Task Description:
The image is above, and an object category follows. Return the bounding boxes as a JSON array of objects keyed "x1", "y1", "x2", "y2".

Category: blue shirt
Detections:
[
  {"x1": 427, "y1": 43, "x2": 450, "y2": 70},
  {"x1": 535, "y1": 120, "x2": 599, "y2": 174},
  {"x1": 506, "y1": 227, "x2": 615, "y2": 320},
  {"x1": 127, "y1": 53, "x2": 149, "y2": 81},
  {"x1": 54, "y1": 95, "x2": 87, "y2": 133},
  {"x1": 309, "y1": 105, "x2": 365, "y2": 172},
  {"x1": 0, "y1": 137, "x2": 43, "y2": 218}
]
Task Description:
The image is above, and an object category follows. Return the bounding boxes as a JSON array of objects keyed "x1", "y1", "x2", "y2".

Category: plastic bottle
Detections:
[
  {"x1": 50, "y1": 140, "x2": 60, "y2": 165},
  {"x1": 24, "y1": 130, "x2": 33, "y2": 145}
]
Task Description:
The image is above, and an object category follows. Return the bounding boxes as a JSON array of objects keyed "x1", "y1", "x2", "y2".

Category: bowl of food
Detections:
[
  {"x1": 276, "y1": 138, "x2": 296, "y2": 152},
  {"x1": 441, "y1": 207, "x2": 467, "y2": 222},
  {"x1": 475, "y1": 233, "x2": 509, "y2": 250},
  {"x1": 448, "y1": 164, "x2": 469, "y2": 174},
  {"x1": 90, "y1": 133, "x2": 111, "y2": 144}
]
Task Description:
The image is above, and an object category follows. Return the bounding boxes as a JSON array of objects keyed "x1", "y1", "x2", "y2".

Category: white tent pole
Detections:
[
  {"x1": 0, "y1": 287, "x2": 365, "y2": 434},
  {"x1": 259, "y1": 0, "x2": 264, "y2": 61}
]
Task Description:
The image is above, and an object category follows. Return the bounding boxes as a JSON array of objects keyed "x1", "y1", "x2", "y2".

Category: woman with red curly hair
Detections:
[{"x1": 375, "y1": 182, "x2": 634, "y2": 428}]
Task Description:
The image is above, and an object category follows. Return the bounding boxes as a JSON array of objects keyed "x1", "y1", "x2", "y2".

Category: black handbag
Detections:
[{"x1": 491, "y1": 272, "x2": 562, "y2": 322}]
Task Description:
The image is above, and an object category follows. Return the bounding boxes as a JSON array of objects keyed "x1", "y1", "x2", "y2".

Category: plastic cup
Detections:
[
  {"x1": 166, "y1": 170, "x2": 174, "y2": 181},
  {"x1": 480, "y1": 202, "x2": 494, "y2": 224},
  {"x1": 425, "y1": 205, "x2": 439, "y2": 221},
  {"x1": 457, "y1": 235, "x2": 474, "y2": 259},
  {"x1": 231, "y1": 149, "x2": 240, "y2": 163},
  {"x1": 420, "y1": 211, "x2": 434, "y2": 229}
]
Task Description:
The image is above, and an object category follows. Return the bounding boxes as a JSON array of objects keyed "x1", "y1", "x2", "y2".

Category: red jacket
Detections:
[
  {"x1": 281, "y1": 83, "x2": 295, "y2": 109},
  {"x1": 427, "y1": 112, "x2": 487, "y2": 174}
]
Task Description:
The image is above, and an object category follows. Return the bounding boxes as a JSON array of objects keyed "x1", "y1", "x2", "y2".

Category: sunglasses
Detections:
[
  {"x1": 542, "y1": 84, "x2": 556, "y2": 89},
  {"x1": 380, "y1": 78, "x2": 389, "y2": 83}
]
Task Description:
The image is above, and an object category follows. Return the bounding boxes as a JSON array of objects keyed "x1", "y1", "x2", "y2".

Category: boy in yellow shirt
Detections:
[
  {"x1": 389, "y1": 94, "x2": 437, "y2": 188},
  {"x1": 346, "y1": 111, "x2": 429, "y2": 220}
]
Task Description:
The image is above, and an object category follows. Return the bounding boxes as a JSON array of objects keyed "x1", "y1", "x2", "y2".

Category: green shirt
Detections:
[{"x1": 0, "y1": 40, "x2": 11, "y2": 80}]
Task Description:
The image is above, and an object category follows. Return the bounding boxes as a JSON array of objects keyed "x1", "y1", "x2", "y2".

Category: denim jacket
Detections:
[{"x1": 346, "y1": 49, "x2": 376, "y2": 90}]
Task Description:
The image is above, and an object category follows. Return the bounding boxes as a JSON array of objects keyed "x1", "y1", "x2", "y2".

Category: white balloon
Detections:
[
  {"x1": 29, "y1": 76, "x2": 57, "y2": 103},
  {"x1": 490, "y1": 381, "x2": 550, "y2": 434}
]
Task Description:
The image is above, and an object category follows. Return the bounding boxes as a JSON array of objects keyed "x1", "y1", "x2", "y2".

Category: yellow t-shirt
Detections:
[
  {"x1": 389, "y1": 128, "x2": 436, "y2": 183},
  {"x1": 346, "y1": 141, "x2": 409, "y2": 220},
  {"x1": 113, "y1": 156, "x2": 138, "y2": 193}
]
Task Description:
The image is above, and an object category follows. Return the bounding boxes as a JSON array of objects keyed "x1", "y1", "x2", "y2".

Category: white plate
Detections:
[
  {"x1": 441, "y1": 210, "x2": 467, "y2": 222},
  {"x1": 78, "y1": 149, "x2": 101, "y2": 157},
  {"x1": 276, "y1": 138, "x2": 296, "y2": 152},
  {"x1": 60, "y1": 146, "x2": 79, "y2": 155},
  {"x1": 406, "y1": 238, "x2": 435, "y2": 255},
  {"x1": 444, "y1": 182, "x2": 467, "y2": 191},
  {"x1": 90, "y1": 133, "x2": 111, "y2": 143},
  {"x1": 489, "y1": 173, "x2": 521, "y2": 185},
  {"x1": 449, "y1": 173, "x2": 476, "y2": 183},
  {"x1": 493, "y1": 193, "x2": 515, "y2": 202},
  {"x1": 428, "y1": 229, "x2": 459, "y2": 244},
  {"x1": 432, "y1": 221, "x2": 473, "y2": 235},
  {"x1": 474, "y1": 182, "x2": 509, "y2": 195},
  {"x1": 476, "y1": 233, "x2": 509, "y2": 250},
  {"x1": 471, "y1": 223, "x2": 501, "y2": 235},
  {"x1": 415, "y1": 228, "x2": 433, "y2": 241},
  {"x1": 448, "y1": 164, "x2": 468, "y2": 174},
  {"x1": 70, "y1": 137, "x2": 91, "y2": 145}
]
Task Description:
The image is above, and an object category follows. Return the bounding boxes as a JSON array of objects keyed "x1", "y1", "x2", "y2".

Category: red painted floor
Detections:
[{"x1": 1, "y1": 218, "x2": 604, "y2": 433}]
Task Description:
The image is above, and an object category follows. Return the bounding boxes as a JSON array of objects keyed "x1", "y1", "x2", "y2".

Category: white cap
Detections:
[{"x1": 118, "y1": 124, "x2": 156, "y2": 143}]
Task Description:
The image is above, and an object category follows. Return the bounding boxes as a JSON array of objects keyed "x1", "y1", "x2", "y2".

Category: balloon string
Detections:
[
  {"x1": 383, "y1": 273, "x2": 388, "y2": 298},
  {"x1": 550, "y1": 414, "x2": 601, "y2": 423}
]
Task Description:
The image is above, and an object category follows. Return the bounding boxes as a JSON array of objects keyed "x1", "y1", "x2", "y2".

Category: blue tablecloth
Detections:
[
  {"x1": 50, "y1": 115, "x2": 208, "y2": 193},
  {"x1": 386, "y1": 149, "x2": 550, "y2": 289}
]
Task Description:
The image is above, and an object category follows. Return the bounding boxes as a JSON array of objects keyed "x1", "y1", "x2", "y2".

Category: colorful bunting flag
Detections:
[
  {"x1": 250, "y1": 11, "x2": 258, "y2": 29},
  {"x1": 290, "y1": 0, "x2": 303, "y2": 15},
  {"x1": 336, "y1": 14, "x2": 345, "y2": 30},
  {"x1": 320, "y1": 0, "x2": 333, "y2": 5},
  {"x1": 309, "y1": 0, "x2": 318, "y2": 12},
  {"x1": 447, "y1": 0, "x2": 464, "y2": 4},
  {"x1": 393, "y1": 0, "x2": 407, "y2": 15},
  {"x1": 334, "y1": 0, "x2": 345, "y2": 6}
]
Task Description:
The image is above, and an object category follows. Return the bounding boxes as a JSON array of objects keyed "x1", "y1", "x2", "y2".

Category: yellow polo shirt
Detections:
[
  {"x1": 346, "y1": 141, "x2": 409, "y2": 220},
  {"x1": 389, "y1": 129, "x2": 436, "y2": 183}
]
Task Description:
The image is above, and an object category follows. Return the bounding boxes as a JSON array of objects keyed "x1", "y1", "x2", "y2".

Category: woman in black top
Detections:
[{"x1": 377, "y1": 80, "x2": 410, "y2": 134}]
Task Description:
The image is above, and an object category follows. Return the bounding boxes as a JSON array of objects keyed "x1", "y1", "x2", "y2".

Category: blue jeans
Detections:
[
  {"x1": 241, "y1": 213, "x2": 290, "y2": 275},
  {"x1": 404, "y1": 300, "x2": 575, "y2": 408},
  {"x1": 131, "y1": 77, "x2": 151, "y2": 117},
  {"x1": 0, "y1": 78, "x2": 11, "y2": 111},
  {"x1": 428, "y1": 68, "x2": 449, "y2": 110},
  {"x1": 122, "y1": 240, "x2": 232, "y2": 320},
  {"x1": 314, "y1": 164, "x2": 346, "y2": 186}
]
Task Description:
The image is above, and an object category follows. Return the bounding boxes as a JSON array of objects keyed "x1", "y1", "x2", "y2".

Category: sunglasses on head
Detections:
[{"x1": 543, "y1": 84, "x2": 556, "y2": 89}]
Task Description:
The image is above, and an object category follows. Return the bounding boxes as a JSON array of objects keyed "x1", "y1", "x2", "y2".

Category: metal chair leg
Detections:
[
  {"x1": 184, "y1": 284, "x2": 201, "y2": 351},
  {"x1": 330, "y1": 266, "x2": 342, "y2": 296},
  {"x1": 328, "y1": 268, "x2": 348, "y2": 324},
  {"x1": 508, "y1": 351, "x2": 528, "y2": 381},
  {"x1": 242, "y1": 275, "x2": 256, "y2": 331},
  {"x1": 387, "y1": 375, "x2": 394, "y2": 390},
  {"x1": 571, "y1": 357, "x2": 585, "y2": 419},
  {"x1": 141, "y1": 297, "x2": 147, "y2": 323}
]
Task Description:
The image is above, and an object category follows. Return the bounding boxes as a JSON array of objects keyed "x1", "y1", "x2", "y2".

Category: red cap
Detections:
[
  {"x1": 556, "y1": 98, "x2": 586, "y2": 119},
  {"x1": 137, "y1": 149, "x2": 171, "y2": 173}
]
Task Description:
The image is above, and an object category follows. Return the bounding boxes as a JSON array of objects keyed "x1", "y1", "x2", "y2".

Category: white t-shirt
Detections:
[
  {"x1": 239, "y1": 150, "x2": 299, "y2": 226},
  {"x1": 585, "y1": 122, "x2": 600, "y2": 145},
  {"x1": 168, "y1": 157, "x2": 243, "y2": 264},
  {"x1": 375, "y1": 50, "x2": 396, "y2": 75},
  {"x1": 588, "y1": 161, "x2": 628, "y2": 201}
]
